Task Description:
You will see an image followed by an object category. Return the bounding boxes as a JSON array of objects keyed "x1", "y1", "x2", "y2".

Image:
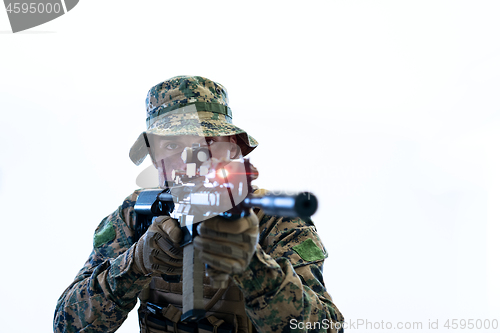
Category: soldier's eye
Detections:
[{"x1": 164, "y1": 143, "x2": 179, "y2": 150}]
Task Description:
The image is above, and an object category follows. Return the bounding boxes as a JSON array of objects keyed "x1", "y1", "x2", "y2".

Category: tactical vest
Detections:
[{"x1": 138, "y1": 273, "x2": 254, "y2": 333}]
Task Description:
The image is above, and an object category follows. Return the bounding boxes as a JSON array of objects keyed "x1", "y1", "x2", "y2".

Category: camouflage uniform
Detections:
[
  {"x1": 54, "y1": 190, "x2": 343, "y2": 333},
  {"x1": 54, "y1": 76, "x2": 344, "y2": 332}
]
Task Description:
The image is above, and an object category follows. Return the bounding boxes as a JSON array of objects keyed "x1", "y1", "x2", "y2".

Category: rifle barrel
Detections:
[{"x1": 243, "y1": 192, "x2": 317, "y2": 218}]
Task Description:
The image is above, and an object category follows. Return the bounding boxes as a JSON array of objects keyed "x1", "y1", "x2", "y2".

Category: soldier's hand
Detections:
[
  {"x1": 133, "y1": 216, "x2": 183, "y2": 276},
  {"x1": 194, "y1": 210, "x2": 259, "y2": 276}
]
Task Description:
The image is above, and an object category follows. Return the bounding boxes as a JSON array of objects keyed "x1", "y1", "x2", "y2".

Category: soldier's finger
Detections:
[
  {"x1": 153, "y1": 215, "x2": 171, "y2": 224},
  {"x1": 202, "y1": 213, "x2": 258, "y2": 234},
  {"x1": 154, "y1": 233, "x2": 183, "y2": 260},
  {"x1": 197, "y1": 224, "x2": 258, "y2": 244},
  {"x1": 149, "y1": 260, "x2": 183, "y2": 275},
  {"x1": 151, "y1": 249, "x2": 183, "y2": 268},
  {"x1": 198, "y1": 252, "x2": 245, "y2": 275},
  {"x1": 157, "y1": 218, "x2": 183, "y2": 244},
  {"x1": 193, "y1": 237, "x2": 253, "y2": 260}
]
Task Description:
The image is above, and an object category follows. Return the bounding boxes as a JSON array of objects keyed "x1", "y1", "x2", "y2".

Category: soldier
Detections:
[{"x1": 53, "y1": 76, "x2": 344, "y2": 333}]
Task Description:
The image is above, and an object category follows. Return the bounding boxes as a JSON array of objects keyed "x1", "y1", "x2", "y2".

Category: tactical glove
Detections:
[
  {"x1": 194, "y1": 210, "x2": 259, "y2": 277},
  {"x1": 133, "y1": 216, "x2": 183, "y2": 276}
]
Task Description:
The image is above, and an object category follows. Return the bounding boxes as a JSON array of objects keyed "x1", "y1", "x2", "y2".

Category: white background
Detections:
[{"x1": 1, "y1": 1, "x2": 499, "y2": 332}]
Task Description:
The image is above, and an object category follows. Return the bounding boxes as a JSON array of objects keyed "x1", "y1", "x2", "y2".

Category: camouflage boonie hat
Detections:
[{"x1": 129, "y1": 75, "x2": 258, "y2": 165}]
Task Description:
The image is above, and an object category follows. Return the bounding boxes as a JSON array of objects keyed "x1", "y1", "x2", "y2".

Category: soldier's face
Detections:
[{"x1": 150, "y1": 135, "x2": 240, "y2": 186}]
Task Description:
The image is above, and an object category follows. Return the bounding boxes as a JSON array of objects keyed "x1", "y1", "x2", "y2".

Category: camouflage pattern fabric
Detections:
[
  {"x1": 145, "y1": 76, "x2": 230, "y2": 119},
  {"x1": 129, "y1": 76, "x2": 258, "y2": 166},
  {"x1": 233, "y1": 214, "x2": 345, "y2": 332},
  {"x1": 54, "y1": 190, "x2": 344, "y2": 332}
]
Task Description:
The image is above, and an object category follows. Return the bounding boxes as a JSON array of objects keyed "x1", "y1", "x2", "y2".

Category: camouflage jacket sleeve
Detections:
[
  {"x1": 53, "y1": 190, "x2": 152, "y2": 333},
  {"x1": 231, "y1": 215, "x2": 344, "y2": 333}
]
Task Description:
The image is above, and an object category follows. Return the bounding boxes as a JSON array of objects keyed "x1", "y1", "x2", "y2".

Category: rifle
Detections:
[{"x1": 134, "y1": 143, "x2": 318, "y2": 322}]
